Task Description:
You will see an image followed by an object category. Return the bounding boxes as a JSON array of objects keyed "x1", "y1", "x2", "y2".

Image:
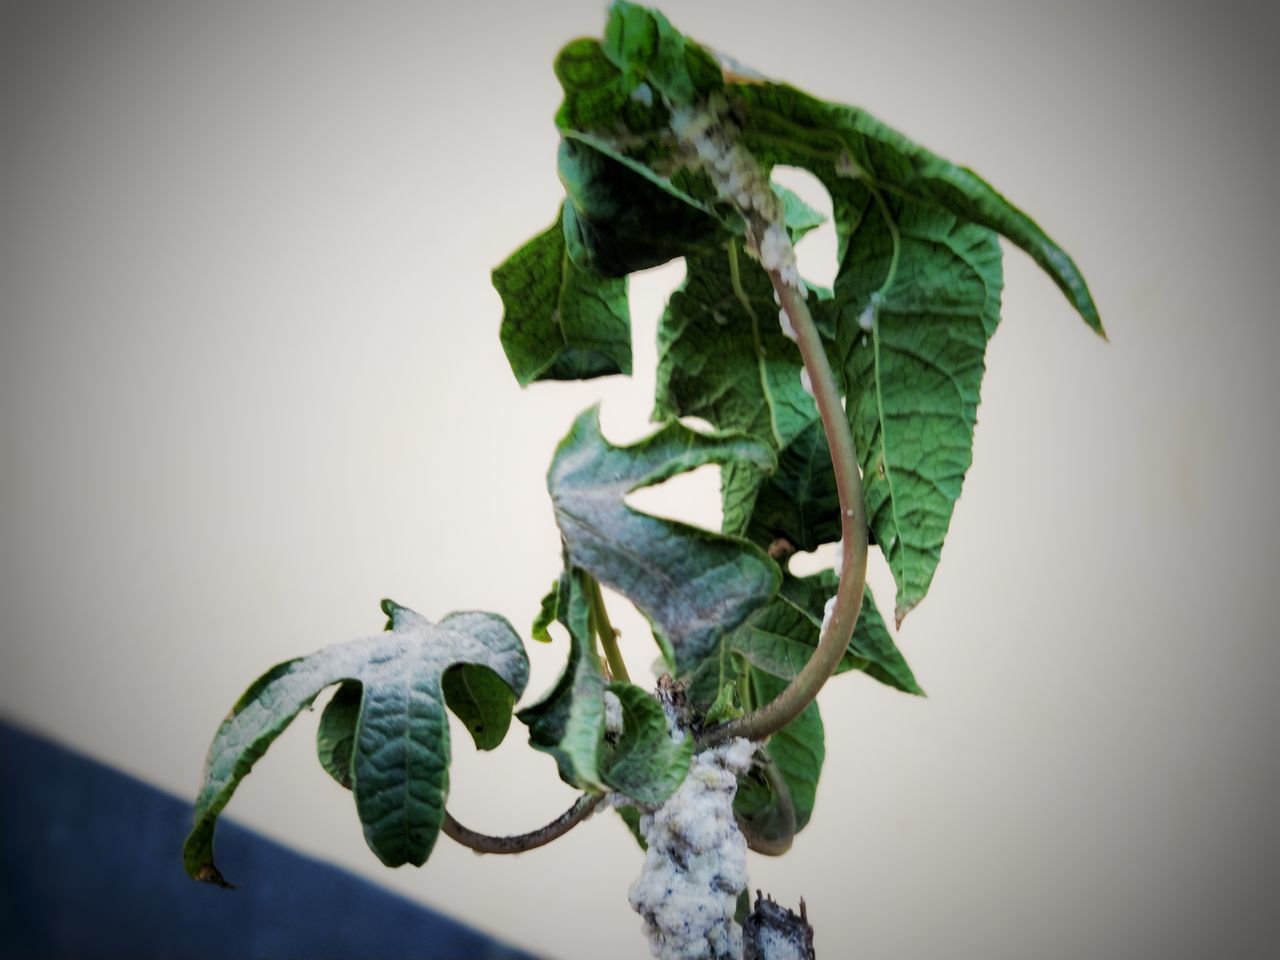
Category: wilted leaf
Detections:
[
  {"x1": 601, "y1": 682, "x2": 692, "y2": 806},
  {"x1": 517, "y1": 567, "x2": 608, "y2": 791},
  {"x1": 547, "y1": 407, "x2": 780, "y2": 672},
  {"x1": 493, "y1": 211, "x2": 631, "y2": 386},
  {"x1": 185, "y1": 602, "x2": 529, "y2": 886}
]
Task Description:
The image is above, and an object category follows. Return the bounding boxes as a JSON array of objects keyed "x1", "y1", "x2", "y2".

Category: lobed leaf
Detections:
[
  {"x1": 735, "y1": 81, "x2": 1102, "y2": 335},
  {"x1": 184, "y1": 602, "x2": 529, "y2": 886},
  {"x1": 832, "y1": 197, "x2": 1004, "y2": 623},
  {"x1": 728, "y1": 418, "x2": 841, "y2": 552},
  {"x1": 654, "y1": 239, "x2": 816, "y2": 454},
  {"x1": 547, "y1": 407, "x2": 780, "y2": 672},
  {"x1": 493, "y1": 211, "x2": 631, "y2": 386},
  {"x1": 601, "y1": 682, "x2": 693, "y2": 807},
  {"x1": 602, "y1": 0, "x2": 723, "y2": 108},
  {"x1": 517, "y1": 567, "x2": 608, "y2": 791},
  {"x1": 733, "y1": 570, "x2": 922, "y2": 696},
  {"x1": 777, "y1": 570, "x2": 923, "y2": 695},
  {"x1": 315, "y1": 681, "x2": 361, "y2": 790},
  {"x1": 539, "y1": 3, "x2": 1101, "y2": 622}
]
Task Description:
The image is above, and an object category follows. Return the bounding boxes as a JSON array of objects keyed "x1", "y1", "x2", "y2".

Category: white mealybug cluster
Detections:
[
  {"x1": 628, "y1": 738, "x2": 756, "y2": 960},
  {"x1": 857, "y1": 291, "x2": 882, "y2": 332},
  {"x1": 757, "y1": 223, "x2": 804, "y2": 290},
  {"x1": 799, "y1": 368, "x2": 814, "y2": 398},
  {"x1": 778, "y1": 308, "x2": 798, "y2": 342},
  {"x1": 820, "y1": 595, "x2": 838, "y2": 636},
  {"x1": 749, "y1": 924, "x2": 809, "y2": 960},
  {"x1": 604, "y1": 689, "x2": 624, "y2": 738},
  {"x1": 669, "y1": 100, "x2": 804, "y2": 290},
  {"x1": 631, "y1": 82, "x2": 655, "y2": 107}
]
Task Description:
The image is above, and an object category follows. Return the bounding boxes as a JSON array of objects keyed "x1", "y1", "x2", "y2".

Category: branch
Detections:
[
  {"x1": 586, "y1": 574, "x2": 630, "y2": 683},
  {"x1": 668, "y1": 98, "x2": 869, "y2": 748},
  {"x1": 441, "y1": 794, "x2": 604, "y2": 855},
  {"x1": 702, "y1": 272, "x2": 869, "y2": 745}
]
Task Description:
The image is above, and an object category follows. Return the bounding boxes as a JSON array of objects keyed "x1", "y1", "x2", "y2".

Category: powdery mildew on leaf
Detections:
[
  {"x1": 547, "y1": 407, "x2": 779, "y2": 673},
  {"x1": 184, "y1": 602, "x2": 528, "y2": 886}
]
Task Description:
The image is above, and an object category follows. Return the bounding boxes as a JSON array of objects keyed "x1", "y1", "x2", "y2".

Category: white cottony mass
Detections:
[{"x1": 629, "y1": 738, "x2": 756, "y2": 960}]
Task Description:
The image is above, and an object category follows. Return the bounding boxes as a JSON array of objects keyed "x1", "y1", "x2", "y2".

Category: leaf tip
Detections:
[
  {"x1": 893, "y1": 602, "x2": 915, "y2": 630},
  {"x1": 193, "y1": 863, "x2": 234, "y2": 889}
]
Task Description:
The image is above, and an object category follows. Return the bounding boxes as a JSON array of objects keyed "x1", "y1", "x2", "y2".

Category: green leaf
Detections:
[
  {"x1": 777, "y1": 570, "x2": 923, "y2": 695},
  {"x1": 733, "y1": 81, "x2": 1100, "y2": 335},
  {"x1": 441, "y1": 665, "x2": 518, "y2": 752},
  {"x1": 551, "y1": 6, "x2": 1098, "y2": 616},
  {"x1": 703, "y1": 679, "x2": 744, "y2": 725},
  {"x1": 734, "y1": 669, "x2": 823, "y2": 838},
  {"x1": 517, "y1": 567, "x2": 607, "y2": 791},
  {"x1": 551, "y1": 34, "x2": 729, "y2": 277},
  {"x1": 774, "y1": 183, "x2": 826, "y2": 242},
  {"x1": 832, "y1": 195, "x2": 1004, "y2": 623},
  {"x1": 558, "y1": 135, "x2": 724, "y2": 278},
  {"x1": 725, "y1": 569, "x2": 921, "y2": 696},
  {"x1": 531, "y1": 578, "x2": 561, "y2": 644},
  {"x1": 602, "y1": 0, "x2": 723, "y2": 108},
  {"x1": 615, "y1": 803, "x2": 648, "y2": 850},
  {"x1": 653, "y1": 233, "x2": 843, "y2": 552},
  {"x1": 184, "y1": 601, "x2": 529, "y2": 885},
  {"x1": 732, "y1": 418, "x2": 840, "y2": 552},
  {"x1": 493, "y1": 211, "x2": 631, "y2": 386},
  {"x1": 654, "y1": 239, "x2": 816, "y2": 453},
  {"x1": 316, "y1": 680, "x2": 361, "y2": 790},
  {"x1": 556, "y1": 6, "x2": 1099, "y2": 337},
  {"x1": 547, "y1": 406, "x2": 780, "y2": 673},
  {"x1": 601, "y1": 682, "x2": 693, "y2": 807}
]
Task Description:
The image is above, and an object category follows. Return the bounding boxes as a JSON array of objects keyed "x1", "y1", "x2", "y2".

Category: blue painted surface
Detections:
[{"x1": 0, "y1": 721, "x2": 540, "y2": 960}]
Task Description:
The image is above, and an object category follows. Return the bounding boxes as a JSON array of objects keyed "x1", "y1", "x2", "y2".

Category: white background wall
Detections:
[{"x1": 2, "y1": 1, "x2": 1277, "y2": 957}]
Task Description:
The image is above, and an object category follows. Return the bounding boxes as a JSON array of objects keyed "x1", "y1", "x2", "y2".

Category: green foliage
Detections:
[
  {"x1": 527, "y1": 0, "x2": 1102, "y2": 625},
  {"x1": 546, "y1": 407, "x2": 779, "y2": 673},
  {"x1": 602, "y1": 682, "x2": 693, "y2": 806},
  {"x1": 187, "y1": 0, "x2": 1100, "y2": 904},
  {"x1": 494, "y1": 211, "x2": 631, "y2": 386},
  {"x1": 735, "y1": 670, "x2": 824, "y2": 840},
  {"x1": 517, "y1": 567, "x2": 608, "y2": 791},
  {"x1": 184, "y1": 601, "x2": 529, "y2": 885}
]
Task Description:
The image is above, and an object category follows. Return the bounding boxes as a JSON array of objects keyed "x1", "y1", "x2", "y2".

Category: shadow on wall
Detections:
[{"x1": 0, "y1": 720, "x2": 539, "y2": 960}]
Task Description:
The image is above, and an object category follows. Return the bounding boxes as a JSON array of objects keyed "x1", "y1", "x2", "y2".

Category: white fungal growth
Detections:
[
  {"x1": 778, "y1": 308, "x2": 797, "y2": 342},
  {"x1": 629, "y1": 739, "x2": 756, "y2": 960},
  {"x1": 858, "y1": 292, "x2": 882, "y2": 332},
  {"x1": 757, "y1": 223, "x2": 802, "y2": 289},
  {"x1": 751, "y1": 924, "x2": 809, "y2": 960},
  {"x1": 799, "y1": 368, "x2": 814, "y2": 398},
  {"x1": 821, "y1": 596, "x2": 838, "y2": 635},
  {"x1": 669, "y1": 99, "x2": 808, "y2": 290},
  {"x1": 604, "y1": 690, "x2": 624, "y2": 737},
  {"x1": 669, "y1": 106, "x2": 716, "y2": 144}
]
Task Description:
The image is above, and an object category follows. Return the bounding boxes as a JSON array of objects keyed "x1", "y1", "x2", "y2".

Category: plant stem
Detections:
[
  {"x1": 587, "y1": 575, "x2": 630, "y2": 683},
  {"x1": 442, "y1": 794, "x2": 604, "y2": 855},
  {"x1": 701, "y1": 274, "x2": 869, "y2": 745}
]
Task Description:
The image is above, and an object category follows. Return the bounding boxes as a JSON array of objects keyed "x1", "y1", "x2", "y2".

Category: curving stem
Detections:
[
  {"x1": 442, "y1": 794, "x2": 605, "y2": 855},
  {"x1": 701, "y1": 271, "x2": 869, "y2": 746}
]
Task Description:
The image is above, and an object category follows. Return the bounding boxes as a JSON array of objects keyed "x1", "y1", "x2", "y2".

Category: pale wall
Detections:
[{"x1": 2, "y1": 1, "x2": 1278, "y2": 958}]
